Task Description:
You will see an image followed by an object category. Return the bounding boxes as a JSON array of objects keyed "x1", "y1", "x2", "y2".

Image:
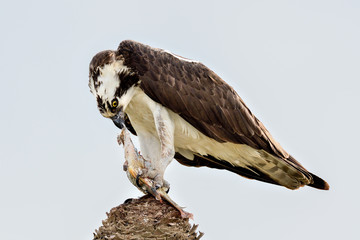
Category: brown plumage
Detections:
[
  {"x1": 118, "y1": 41, "x2": 288, "y2": 155},
  {"x1": 94, "y1": 40, "x2": 330, "y2": 190}
]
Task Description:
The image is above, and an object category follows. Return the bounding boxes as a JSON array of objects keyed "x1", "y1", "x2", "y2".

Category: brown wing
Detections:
[
  {"x1": 117, "y1": 40, "x2": 329, "y2": 190},
  {"x1": 118, "y1": 40, "x2": 288, "y2": 159}
]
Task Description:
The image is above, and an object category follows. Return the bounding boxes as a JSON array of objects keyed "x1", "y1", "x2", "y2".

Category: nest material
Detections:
[{"x1": 93, "y1": 194, "x2": 203, "y2": 240}]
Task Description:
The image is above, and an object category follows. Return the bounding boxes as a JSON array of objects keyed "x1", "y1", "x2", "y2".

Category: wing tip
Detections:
[{"x1": 308, "y1": 173, "x2": 330, "y2": 190}]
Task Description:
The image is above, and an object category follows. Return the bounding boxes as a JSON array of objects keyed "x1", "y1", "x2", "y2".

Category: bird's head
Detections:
[{"x1": 88, "y1": 50, "x2": 139, "y2": 129}]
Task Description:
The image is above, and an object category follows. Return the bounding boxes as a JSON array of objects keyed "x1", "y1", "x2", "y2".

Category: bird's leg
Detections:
[
  {"x1": 153, "y1": 105, "x2": 175, "y2": 191},
  {"x1": 139, "y1": 105, "x2": 175, "y2": 192},
  {"x1": 118, "y1": 128, "x2": 193, "y2": 219}
]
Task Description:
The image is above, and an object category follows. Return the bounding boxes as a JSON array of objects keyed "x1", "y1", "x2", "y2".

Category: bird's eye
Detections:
[{"x1": 111, "y1": 99, "x2": 118, "y2": 108}]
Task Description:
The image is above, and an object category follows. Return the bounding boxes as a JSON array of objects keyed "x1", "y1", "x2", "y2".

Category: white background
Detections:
[{"x1": 1, "y1": 1, "x2": 359, "y2": 239}]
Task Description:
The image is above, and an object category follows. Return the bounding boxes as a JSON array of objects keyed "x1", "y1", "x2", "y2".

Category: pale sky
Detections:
[{"x1": 1, "y1": 1, "x2": 359, "y2": 239}]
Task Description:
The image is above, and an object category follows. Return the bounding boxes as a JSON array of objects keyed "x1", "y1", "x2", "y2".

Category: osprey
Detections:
[{"x1": 89, "y1": 40, "x2": 329, "y2": 192}]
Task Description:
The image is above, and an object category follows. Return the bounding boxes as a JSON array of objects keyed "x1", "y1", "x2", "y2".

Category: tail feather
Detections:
[
  {"x1": 175, "y1": 152, "x2": 330, "y2": 190},
  {"x1": 308, "y1": 172, "x2": 330, "y2": 190}
]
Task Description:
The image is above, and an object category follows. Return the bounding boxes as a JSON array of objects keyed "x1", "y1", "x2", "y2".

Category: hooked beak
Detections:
[{"x1": 112, "y1": 107, "x2": 125, "y2": 129}]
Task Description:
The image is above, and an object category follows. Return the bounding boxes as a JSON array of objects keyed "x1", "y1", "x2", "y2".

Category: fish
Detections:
[{"x1": 117, "y1": 128, "x2": 193, "y2": 219}]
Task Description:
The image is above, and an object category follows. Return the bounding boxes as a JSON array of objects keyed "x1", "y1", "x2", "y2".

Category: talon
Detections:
[
  {"x1": 123, "y1": 198, "x2": 133, "y2": 204},
  {"x1": 150, "y1": 186, "x2": 162, "y2": 201},
  {"x1": 136, "y1": 173, "x2": 142, "y2": 189},
  {"x1": 162, "y1": 179, "x2": 170, "y2": 193}
]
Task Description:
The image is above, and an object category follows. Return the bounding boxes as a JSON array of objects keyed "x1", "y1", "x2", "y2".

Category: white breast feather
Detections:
[
  {"x1": 123, "y1": 88, "x2": 311, "y2": 189},
  {"x1": 125, "y1": 89, "x2": 255, "y2": 170}
]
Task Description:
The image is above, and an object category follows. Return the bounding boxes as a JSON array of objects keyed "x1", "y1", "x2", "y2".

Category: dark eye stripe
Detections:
[{"x1": 97, "y1": 96, "x2": 106, "y2": 111}]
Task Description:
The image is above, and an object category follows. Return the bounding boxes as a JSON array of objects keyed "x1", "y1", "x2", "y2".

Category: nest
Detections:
[{"x1": 93, "y1": 195, "x2": 203, "y2": 240}]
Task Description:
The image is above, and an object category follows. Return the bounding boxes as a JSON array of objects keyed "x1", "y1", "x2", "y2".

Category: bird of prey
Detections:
[{"x1": 88, "y1": 40, "x2": 329, "y2": 192}]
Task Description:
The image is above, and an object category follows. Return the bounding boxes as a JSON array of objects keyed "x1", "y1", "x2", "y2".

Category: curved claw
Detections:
[
  {"x1": 135, "y1": 173, "x2": 142, "y2": 189},
  {"x1": 128, "y1": 167, "x2": 162, "y2": 201},
  {"x1": 148, "y1": 185, "x2": 162, "y2": 201}
]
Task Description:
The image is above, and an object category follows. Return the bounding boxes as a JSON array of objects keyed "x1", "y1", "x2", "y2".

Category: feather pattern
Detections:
[
  {"x1": 116, "y1": 40, "x2": 329, "y2": 190},
  {"x1": 118, "y1": 41, "x2": 285, "y2": 156}
]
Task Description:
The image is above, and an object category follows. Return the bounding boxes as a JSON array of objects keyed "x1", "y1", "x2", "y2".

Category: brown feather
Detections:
[{"x1": 116, "y1": 40, "x2": 329, "y2": 190}]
